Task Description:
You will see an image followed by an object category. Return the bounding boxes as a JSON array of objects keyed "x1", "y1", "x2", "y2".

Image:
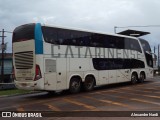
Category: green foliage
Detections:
[{"x1": 0, "y1": 89, "x2": 33, "y2": 96}]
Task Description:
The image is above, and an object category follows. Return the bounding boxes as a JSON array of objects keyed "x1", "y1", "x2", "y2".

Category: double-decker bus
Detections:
[{"x1": 12, "y1": 23, "x2": 153, "y2": 93}]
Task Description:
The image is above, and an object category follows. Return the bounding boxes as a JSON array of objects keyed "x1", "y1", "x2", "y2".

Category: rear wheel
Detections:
[
  {"x1": 69, "y1": 78, "x2": 81, "y2": 93},
  {"x1": 131, "y1": 73, "x2": 138, "y2": 84},
  {"x1": 138, "y1": 73, "x2": 145, "y2": 83},
  {"x1": 83, "y1": 76, "x2": 95, "y2": 91}
]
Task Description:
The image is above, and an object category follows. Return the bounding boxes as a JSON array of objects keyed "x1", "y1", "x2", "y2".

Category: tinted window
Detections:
[
  {"x1": 93, "y1": 58, "x2": 145, "y2": 70},
  {"x1": 13, "y1": 23, "x2": 35, "y2": 42},
  {"x1": 140, "y1": 39, "x2": 151, "y2": 52},
  {"x1": 70, "y1": 31, "x2": 91, "y2": 46},
  {"x1": 42, "y1": 26, "x2": 142, "y2": 53},
  {"x1": 106, "y1": 36, "x2": 117, "y2": 48},
  {"x1": 115, "y1": 37, "x2": 125, "y2": 49},
  {"x1": 90, "y1": 34, "x2": 105, "y2": 47},
  {"x1": 42, "y1": 27, "x2": 58, "y2": 44},
  {"x1": 70, "y1": 31, "x2": 80, "y2": 45},
  {"x1": 129, "y1": 39, "x2": 142, "y2": 53},
  {"x1": 124, "y1": 38, "x2": 130, "y2": 49},
  {"x1": 42, "y1": 26, "x2": 92, "y2": 46},
  {"x1": 124, "y1": 38, "x2": 142, "y2": 53},
  {"x1": 129, "y1": 59, "x2": 145, "y2": 68},
  {"x1": 58, "y1": 29, "x2": 71, "y2": 45},
  {"x1": 104, "y1": 36, "x2": 125, "y2": 49}
]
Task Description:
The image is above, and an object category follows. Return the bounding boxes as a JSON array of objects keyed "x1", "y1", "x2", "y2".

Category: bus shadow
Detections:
[
  {"x1": 94, "y1": 80, "x2": 152, "y2": 91},
  {"x1": 26, "y1": 80, "x2": 153, "y2": 100}
]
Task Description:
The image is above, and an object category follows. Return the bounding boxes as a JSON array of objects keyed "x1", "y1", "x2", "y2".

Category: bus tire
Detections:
[
  {"x1": 69, "y1": 77, "x2": 81, "y2": 94},
  {"x1": 131, "y1": 73, "x2": 138, "y2": 84},
  {"x1": 83, "y1": 76, "x2": 95, "y2": 91},
  {"x1": 138, "y1": 72, "x2": 145, "y2": 83}
]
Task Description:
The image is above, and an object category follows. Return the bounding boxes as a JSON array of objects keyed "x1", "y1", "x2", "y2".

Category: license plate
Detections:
[{"x1": 21, "y1": 83, "x2": 27, "y2": 86}]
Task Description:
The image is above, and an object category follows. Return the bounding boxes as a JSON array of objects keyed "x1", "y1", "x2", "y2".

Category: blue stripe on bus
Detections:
[{"x1": 35, "y1": 23, "x2": 43, "y2": 54}]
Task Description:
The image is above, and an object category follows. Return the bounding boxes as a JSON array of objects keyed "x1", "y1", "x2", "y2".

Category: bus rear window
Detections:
[{"x1": 12, "y1": 23, "x2": 35, "y2": 42}]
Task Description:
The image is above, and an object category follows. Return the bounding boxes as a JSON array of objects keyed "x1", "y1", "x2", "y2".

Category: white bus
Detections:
[{"x1": 12, "y1": 23, "x2": 153, "y2": 93}]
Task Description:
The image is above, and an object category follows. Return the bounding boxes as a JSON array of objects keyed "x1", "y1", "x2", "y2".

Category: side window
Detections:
[
  {"x1": 124, "y1": 38, "x2": 130, "y2": 49},
  {"x1": 140, "y1": 39, "x2": 151, "y2": 52},
  {"x1": 58, "y1": 29, "x2": 71, "y2": 45},
  {"x1": 42, "y1": 27, "x2": 58, "y2": 44},
  {"x1": 70, "y1": 31, "x2": 90, "y2": 46},
  {"x1": 92, "y1": 58, "x2": 124, "y2": 70},
  {"x1": 114, "y1": 59, "x2": 123, "y2": 69},
  {"x1": 104, "y1": 36, "x2": 125, "y2": 49},
  {"x1": 115, "y1": 37, "x2": 125, "y2": 49},
  {"x1": 70, "y1": 31, "x2": 79, "y2": 46},
  {"x1": 90, "y1": 34, "x2": 105, "y2": 47},
  {"x1": 125, "y1": 59, "x2": 145, "y2": 69},
  {"x1": 93, "y1": 58, "x2": 108, "y2": 70},
  {"x1": 129, "y1": 39, "x2": 142, "y2": 53},
  {"x1": 106, "y1": 36, "x2": 117, "y2": 48}
]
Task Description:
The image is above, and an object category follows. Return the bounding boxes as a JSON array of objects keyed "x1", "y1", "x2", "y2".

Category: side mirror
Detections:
[
  {"x1": 146, "y1": 51, "x2": 155, "y2": 55},
  {"x1": 146, "y1": 51, "x2": 151, "y2": 54}
]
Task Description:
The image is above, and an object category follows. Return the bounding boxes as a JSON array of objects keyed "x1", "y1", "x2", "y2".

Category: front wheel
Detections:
[
  {"x1": 138, "y1": 73, "x2": 145, "y2": 83},
  {"x1": 131, "y1": 73, "x2": 138, "y2": 84},
  {"x1": 69, "y1": 78, "x2": 81, "y2": 94}
]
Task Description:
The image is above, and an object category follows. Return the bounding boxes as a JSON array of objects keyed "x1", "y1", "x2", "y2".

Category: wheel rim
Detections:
[
  {"x1": 71, "y1": 81, "x2": 80, "y2": 90},
  {"x1": 140, "y1": 74, "x2": 145, "y2": 82},
  {"x1": 85, "y1": 79, "x2": 94, "y2": 89},
  {"x1": 131, "y1": 74, "x2": 137, "y2": 84}
]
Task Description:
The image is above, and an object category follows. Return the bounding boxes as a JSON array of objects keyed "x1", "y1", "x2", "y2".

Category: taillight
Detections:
[{"x1": 34, "y1": 64, "x2": 42, "y2": 81}]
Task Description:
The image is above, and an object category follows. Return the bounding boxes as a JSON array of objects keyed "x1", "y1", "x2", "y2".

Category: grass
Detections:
[{"x1": 0, "y1": 89, "x2": 34, "y2": 96}]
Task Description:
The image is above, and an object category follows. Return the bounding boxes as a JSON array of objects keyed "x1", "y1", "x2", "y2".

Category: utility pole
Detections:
[
  {"x1": 0, "y1": 29, "x2": 6, "y2": 83},
  {"x1": 154, "y1": 46, "x2": 156, "y2": 53},
  {"x1": 158, "y1": 45, "x2": 160, "y2": 68}
]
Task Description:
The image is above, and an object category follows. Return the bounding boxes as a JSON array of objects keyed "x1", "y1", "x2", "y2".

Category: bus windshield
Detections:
[{"x1": 12, "y1": 23, "x2": 35, "y2": 42}]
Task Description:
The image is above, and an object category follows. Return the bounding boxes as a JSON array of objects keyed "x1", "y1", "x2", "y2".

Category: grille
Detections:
[{"x1": 14, "y1": 51, "x2": 33, "y2": 69}]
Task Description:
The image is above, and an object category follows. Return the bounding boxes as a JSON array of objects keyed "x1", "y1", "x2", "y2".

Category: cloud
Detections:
[{"x1": 0, "y1": 0, "x2": 160, "y2": 52}]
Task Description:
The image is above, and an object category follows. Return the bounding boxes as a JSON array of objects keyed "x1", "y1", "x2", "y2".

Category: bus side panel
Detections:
[
  {"x1": 117, "y1": 69, "x2": 131, "y2": 82},
  {"x1": 43, "y1": 58, "x2": 68, "y2": 91},
  {"x1": 98, "y1": 70, "x2": 108, "y2": 85},
  {"x1": 67, "y1": 58, "x2": 90, "y2": 85},
  {"x1": 69, "y1": 58, "x2": 90, "y2": 72},
  {"x1": 145, "y1": 68, "x2": 153, "y2": 79}
]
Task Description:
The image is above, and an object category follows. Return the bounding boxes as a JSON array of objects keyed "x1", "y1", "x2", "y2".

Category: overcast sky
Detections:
[{"x1": 0, "y1": 0, "x2": 160, "y2": 53}]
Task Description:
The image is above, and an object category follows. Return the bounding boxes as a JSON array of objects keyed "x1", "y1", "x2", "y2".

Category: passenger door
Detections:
[
  {"x1": 56, "y1": 58, "x2": 67, "y2": 90},
  {"x1": 44, "y1": 59, "x2": 57, "y2": 90}
]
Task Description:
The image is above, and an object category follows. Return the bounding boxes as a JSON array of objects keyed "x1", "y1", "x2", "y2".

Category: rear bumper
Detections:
[
  {"x1": 14, "y1": 78, "x2": 44, "y2": 90},
  {"x1": 14, "y1": 80, "x2": 35, "y2": 90}
]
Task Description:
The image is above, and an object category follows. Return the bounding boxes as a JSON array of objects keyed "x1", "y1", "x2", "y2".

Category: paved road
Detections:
[{"x1": 0, "y1": 76, "x2": 160, "y2": 119}]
